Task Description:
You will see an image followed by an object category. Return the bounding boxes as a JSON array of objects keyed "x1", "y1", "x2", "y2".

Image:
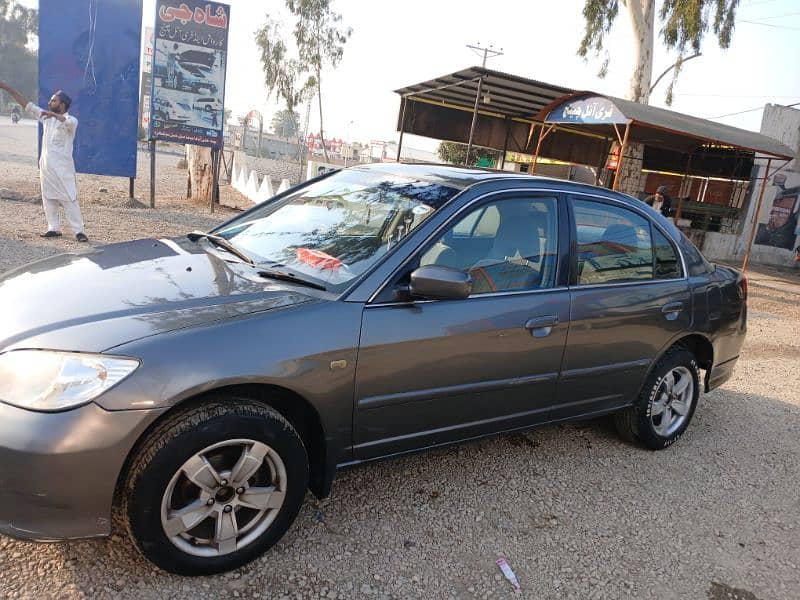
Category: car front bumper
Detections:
[{"x1": 0, "y1": 401, "x2": 165, "y2": 541}]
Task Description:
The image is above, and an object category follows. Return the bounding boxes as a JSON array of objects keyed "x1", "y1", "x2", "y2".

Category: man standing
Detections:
[
  {"x1": 0, "y1": 81, "x2": 88, "y2": 242},
  {"x1": 645, "y1": 185, "x2": 673, "y2": 218}
]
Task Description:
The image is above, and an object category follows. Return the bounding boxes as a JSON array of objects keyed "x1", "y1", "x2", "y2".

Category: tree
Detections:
[
  {"x1": 286, "y1": 0, "x2": 351, "y2": 163},
  {"x1": 578, "y1": 0, "x2": 740, "y2": 104},
  {"x1": 271, "y1": 108, "x2": 300, "y2": 140},
  {"x1": 438, "y1": 141, "x2": 500, "y2": 166},
  {"x1": 0, "y1": 0, "x2": 37, "y2": 109}
]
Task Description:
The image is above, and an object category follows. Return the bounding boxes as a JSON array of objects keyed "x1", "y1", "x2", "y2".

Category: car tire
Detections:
[
  {"x1": 122, "y1": 400, "x2": 309, "y2": 575},
  {"x1": 204, "y1": 105, "x2": 212, "y2": 112},
  {"x1": 614, "y1": 347, "x2": 701, "y2": 450}
]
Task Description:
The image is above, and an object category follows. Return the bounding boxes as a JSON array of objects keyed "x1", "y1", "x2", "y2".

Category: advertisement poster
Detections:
[
  {"x1": 755, "y1": 182, "x2": 800, "y2": 250},
  {"x1": 150, "y1": 1, "x2": 230, "y2": 147},
  {"x1": 39, "y1": 0, "x2": 142, "y2": 176}
]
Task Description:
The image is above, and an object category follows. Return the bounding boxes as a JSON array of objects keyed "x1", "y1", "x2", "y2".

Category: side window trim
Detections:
[
  {"x1": 369, "y1": 191, "x2": 563, "y2": 304},
  {"x1": 651, "y1": 223, "x2": 684, "y2": 280},
  {"x1": 571, "y1": 198, "x2": 655, "y2": 287},
  {"x1": 568, "y1": 193, "x2": 688, "y2": 288}
]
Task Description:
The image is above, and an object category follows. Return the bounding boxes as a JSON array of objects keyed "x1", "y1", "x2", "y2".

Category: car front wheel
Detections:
[
  {"x1": 614, "y1": 347, "x2": 701, "y2": 449},
  {"x1": 122, "y1": 400, "x2": 308, "y2": 575}
]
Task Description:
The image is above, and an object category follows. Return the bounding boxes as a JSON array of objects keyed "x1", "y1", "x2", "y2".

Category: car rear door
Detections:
[
  {"x1": 353, "y1": 192, "x2": 571, "y2": 460},
  {"x1": 553, "y1": 194, "x2": 692, "y2": 420}
]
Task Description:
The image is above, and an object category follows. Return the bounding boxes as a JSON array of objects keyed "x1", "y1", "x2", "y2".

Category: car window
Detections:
[
  {"x1": 420, "y1": 197, "x2": 558, "y2": 294},
  {"x1": 653, "y1": 228, "x2": 682, "y2": 279},
  {"x1": 573, "y1": 199, "x2": 654, "y2": 285}
]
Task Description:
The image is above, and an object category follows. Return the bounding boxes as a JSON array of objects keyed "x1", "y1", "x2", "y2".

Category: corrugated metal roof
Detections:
[
  {"x1": 395, "y1": 68, "x2": 795, "y2": 160},
  {"x1": 394, "y1": 66, "x2": 573, "y2": 120}
]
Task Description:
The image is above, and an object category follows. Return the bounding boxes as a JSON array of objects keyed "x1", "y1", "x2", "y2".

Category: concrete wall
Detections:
[{"x1": 696, "y1": 104, "x2": 800, "y2": 269}]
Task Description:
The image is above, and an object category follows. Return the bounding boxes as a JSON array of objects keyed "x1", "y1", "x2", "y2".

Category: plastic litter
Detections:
[{"x1": 496, "y1": 557, "x2": 521, "y2": 590}]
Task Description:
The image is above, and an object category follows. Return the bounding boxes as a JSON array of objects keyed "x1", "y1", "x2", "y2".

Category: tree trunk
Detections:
[
  {"x1": 186, "y1": 145, "x2": 214, "y2": 204},
  {"x1": 317, "y1": 69, "x2": 329, "y2": 163},
  {"x1": 626, "y1": 0, "x2": 655, "y2": 104}
]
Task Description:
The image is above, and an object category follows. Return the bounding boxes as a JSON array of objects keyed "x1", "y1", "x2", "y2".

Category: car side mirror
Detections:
[{"x1": 407, "y1": 265, "x2": 473, "y2": 300}]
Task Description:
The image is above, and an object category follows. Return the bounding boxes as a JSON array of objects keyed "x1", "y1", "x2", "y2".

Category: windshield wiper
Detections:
[
  {"x1": 257, "y1": 268, "x2": 327, "y2": 291},
  {"x1": 188, "y1": 231, "x2": 254, "y2": 265}
]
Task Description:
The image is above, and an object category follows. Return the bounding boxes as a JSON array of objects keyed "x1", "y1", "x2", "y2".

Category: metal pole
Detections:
[
  {"x1": 741, "y1": 158, "x2": 772, "y2": 273},
  {"x1": 464, "y1": 77, "x2": 484, "y2": 166},
  {"x1": 531, "y1": 123, "x2": 555, "y2": 175},
  {"x1": 149, "y1": 139, "x2": 156, "y2": 208},
  {"x1": 612, "y1": 123, "x2": 631, "y2": 192},
  {"x1": 531, "y1": 125, "x2": 543, "y2": 175},
  {"x1": 675, "y1": 151, "x2": 693, "y2": 220},
  {"x1": 500, "y1": 118, "x2": 511, "y2": 169},
  {"x1": 396, "y1": 97, "x2": 407, "y2": 162},
  {"x1": 595, "y1": 137, "x2": 611, "y2": 186},
  {"x1": 128, "y1": 177, "x2": 134, "y2": 199}
]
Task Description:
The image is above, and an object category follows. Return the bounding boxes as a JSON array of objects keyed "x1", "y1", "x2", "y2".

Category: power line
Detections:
[
  {"x1": 739, "y1": 19, "x2": 800, "y2": 30},
  {"x1": 674, "y1": 93, "x2": 800, "y2": 98},
  {"x1": 706, "y1": 101, "x2": 800, "y2": 119},
  {"x1": 743, "y1": 11, "x2": 800, "y2": 20}
]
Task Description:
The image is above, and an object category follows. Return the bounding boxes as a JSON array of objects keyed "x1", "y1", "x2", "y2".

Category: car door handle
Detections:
[
  {"x1": 524, "y1": 316, "x2": 558, "y2": 338},
  {"x1": 661, "y1": 302, "x2": 684, "y2": 321}
]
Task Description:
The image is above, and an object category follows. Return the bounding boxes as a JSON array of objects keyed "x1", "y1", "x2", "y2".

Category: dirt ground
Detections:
[{"x1": 0, "y1": 117, "x2": 799, "y2": 599}]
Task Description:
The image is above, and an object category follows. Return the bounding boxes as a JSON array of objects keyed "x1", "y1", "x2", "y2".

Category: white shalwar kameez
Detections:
[{"x1": 25, "y1": 102, "x2": 85, "y2": 234}]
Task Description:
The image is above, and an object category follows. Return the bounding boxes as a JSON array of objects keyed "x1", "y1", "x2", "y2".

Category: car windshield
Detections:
[
  {"x1": 214, "y1": 169, "x2": 460, "y2": 292},
  {"x1": 176, "y1": 103, "x2": 191, "y2": 111}
]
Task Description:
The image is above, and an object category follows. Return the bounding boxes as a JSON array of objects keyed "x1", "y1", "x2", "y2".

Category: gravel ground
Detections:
[{"x1": 1, "y1": 134, "x2": 799, "y2": 598}]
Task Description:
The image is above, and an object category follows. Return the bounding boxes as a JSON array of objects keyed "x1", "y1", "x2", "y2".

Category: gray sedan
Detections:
[{"x1": 0, "y1": 163, "x2": 747, "y2": 574}]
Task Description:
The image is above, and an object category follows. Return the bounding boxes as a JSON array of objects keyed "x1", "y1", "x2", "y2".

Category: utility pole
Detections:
[
  {"x1": 464, "y1": 43, "x2": 503, "y2": 165},
  {"x1": 466, "y1": 42, "x2": 503, "y2": 68}
]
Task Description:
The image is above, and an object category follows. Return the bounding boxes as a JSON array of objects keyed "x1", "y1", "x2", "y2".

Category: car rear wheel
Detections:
[
  {"x1": 122, "y1": 400, "x2": 308, "y2": 575},
  {"x1": 614, "y1": 347, "x2": 700, "y2": 449}
]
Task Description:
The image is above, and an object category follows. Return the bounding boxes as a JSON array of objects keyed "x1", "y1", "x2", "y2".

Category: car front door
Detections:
[
  {"x1": 353, "y1": 193, "x2": 570, "y2": 460},
  {"x1": 553, "y1": 195, "x2": 692, "y2": 420}
]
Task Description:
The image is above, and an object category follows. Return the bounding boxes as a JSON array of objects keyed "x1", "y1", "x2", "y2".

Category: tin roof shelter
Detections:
[{"x1": 394, "y1": 67, "x2": 793, "y2": 170}]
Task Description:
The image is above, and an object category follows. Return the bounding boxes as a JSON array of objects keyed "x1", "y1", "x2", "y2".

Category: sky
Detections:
[{"x1": 18, "y1": 0, "x2": 800, "y2": 153}]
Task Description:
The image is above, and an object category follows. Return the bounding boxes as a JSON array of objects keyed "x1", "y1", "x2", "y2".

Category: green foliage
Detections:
[
  {"x1": 0, "y1": 0, "x2": 38, "y2": 106},
  {"x1": 287, "y1": 0, "x2": 351, "y2": 74},
  {"x1": 577, "y1": 0, "x2": 740, "y2": 102},
  {"x1": 254, "y1": 16, "x2": 314, "y2": 113},
  {"x1": 438, "y1": 141, "x2": 500, "y2": 166},
  {"x1": 660, "y1": 0, "x2": 739, "y2": 53},
  {"x1": 271, "y1": 109, "x2": 300, "y2": 139},
  {"x1": 255, "y1": 2, "x2": 351, "y2": 162}
]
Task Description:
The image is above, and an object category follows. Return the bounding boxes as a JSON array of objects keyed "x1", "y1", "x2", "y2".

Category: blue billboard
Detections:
[{"x1": 38, "y1": 0, "x2": 143, "y2": 177}]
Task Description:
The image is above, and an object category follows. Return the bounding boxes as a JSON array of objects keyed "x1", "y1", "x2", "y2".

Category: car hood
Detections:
[{"x1": 0, "y1": 238, "x2": 316, "y2": 352}]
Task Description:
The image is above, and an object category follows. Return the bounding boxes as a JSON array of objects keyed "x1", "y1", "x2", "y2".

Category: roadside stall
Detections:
[{"x1": 394, "y1": 68, "x2": 794, "y2": 247}]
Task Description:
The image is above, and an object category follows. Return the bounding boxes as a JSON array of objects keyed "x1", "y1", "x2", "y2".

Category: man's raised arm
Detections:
[{"x1": 0, "y1": 81, "x2": 32, "y2": 110}]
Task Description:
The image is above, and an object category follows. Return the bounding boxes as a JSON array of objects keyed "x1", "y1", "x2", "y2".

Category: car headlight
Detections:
[{"x1": 0, "y1": 350, "x2": 139, "y2": 412}]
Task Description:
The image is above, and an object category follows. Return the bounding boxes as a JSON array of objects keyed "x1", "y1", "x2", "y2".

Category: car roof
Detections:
[{"x1": 350, "y1": 162, "x2": 637, "y2": 203}]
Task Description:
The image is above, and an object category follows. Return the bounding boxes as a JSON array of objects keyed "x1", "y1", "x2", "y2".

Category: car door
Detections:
[
  {"x1": 553, "y1": 195, "x2": 692, "y2": 420},
  {"x1": 353, "y1": 193, "x2": 571, "y2": 459}
]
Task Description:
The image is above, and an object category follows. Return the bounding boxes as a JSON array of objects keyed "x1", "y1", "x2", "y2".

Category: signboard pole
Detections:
[
  {"x1": 129, "y1": 177, "x2": 135, "y2": 199},
  {"x1": 150, "y1": 140, "x2": 156, "y2": 208}
]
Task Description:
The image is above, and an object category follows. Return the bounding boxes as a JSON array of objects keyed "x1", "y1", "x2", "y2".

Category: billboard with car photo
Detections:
[{"x1": 150, "y1": 1, "x2": 229, "y2": 147}]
